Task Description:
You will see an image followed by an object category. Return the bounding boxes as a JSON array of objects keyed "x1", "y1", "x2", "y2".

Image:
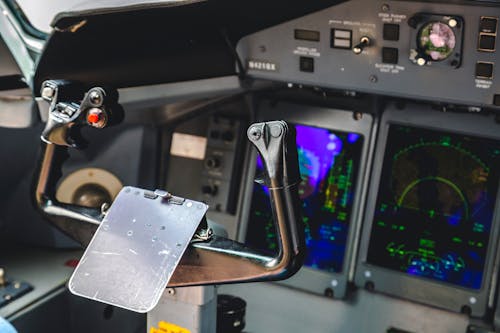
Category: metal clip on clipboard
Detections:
[{"x1": 34, "y1": 80, "x2": 305, "y2": 312}]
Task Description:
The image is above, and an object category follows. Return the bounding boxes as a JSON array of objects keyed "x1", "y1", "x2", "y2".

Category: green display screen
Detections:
[{"x1": 367, "y1": 124, "x2": 500, "y2": 289}]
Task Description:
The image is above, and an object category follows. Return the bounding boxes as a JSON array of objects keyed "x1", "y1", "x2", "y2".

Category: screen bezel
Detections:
[
  {"x1": 238, "y1": 100, "x2": 375, "y2": 298},
  {"x1": 355, "y1": 104, "x2": 500, "y2": 316}
]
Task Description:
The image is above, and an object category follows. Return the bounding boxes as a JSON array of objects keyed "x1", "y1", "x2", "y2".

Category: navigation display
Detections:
[
  {"x1": 367, "y1": 124, "x2": 500, "y2": 289},
  {"x1": 245, "y1": 124, "x2": 364, "y2": 273}
]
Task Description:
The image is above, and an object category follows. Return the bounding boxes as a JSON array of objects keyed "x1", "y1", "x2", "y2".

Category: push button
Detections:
[
  {"x1": 476, "y1": 62, "x2": 494, "y2": 79},
  {"x1": 494, "y1": 94, "x2": 500, "y2": 106},
  {"x1": 331, "y1": 29, "x2": 352, "y2": 49},
  {"x1": 383, "y1": 24, "x2": 400, "y2": 41},
  {"x1": 480, "y1": 17, "x2": 498, "y2": 34},
  {"x1": 382, "y1": 47, "x2": 398, "y2": 64},
  {"x1": 478, "y1": 34, "x2": 496, "y2": 51},
  {"x1": 299, "y1": 56, "x2": 314, "y2": 72}
]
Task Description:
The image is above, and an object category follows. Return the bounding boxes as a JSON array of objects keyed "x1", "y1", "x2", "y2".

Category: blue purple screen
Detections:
[
  {"x1": 245, "y1": 124, "x2": 364, "y2": 273},
  {"x1": 367, "y1": 125, "x2": 500, "y2": 289}
]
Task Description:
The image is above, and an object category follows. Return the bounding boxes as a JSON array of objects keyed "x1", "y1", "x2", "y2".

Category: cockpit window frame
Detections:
[{"x1": 3, "y1": 0, "x2": 48, "y2": 40}]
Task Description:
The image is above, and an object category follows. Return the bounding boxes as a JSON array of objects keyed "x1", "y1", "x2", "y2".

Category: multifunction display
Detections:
[
  {"x1": 367, "y1": 125, "x2": 500, "y2": 289},
  {"x1": 246, "y1": 124, "x2": 364, "y2": 273}
]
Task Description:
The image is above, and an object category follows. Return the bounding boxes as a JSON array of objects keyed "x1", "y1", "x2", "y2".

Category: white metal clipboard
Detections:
[{"x1": 68, "y1": 186, "x2": 208, "y2": 313}]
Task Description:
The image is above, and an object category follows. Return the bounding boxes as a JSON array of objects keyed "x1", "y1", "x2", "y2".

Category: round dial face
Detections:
[{"x1": 418, "y1": 22, "x2": 456, "y2": 61}]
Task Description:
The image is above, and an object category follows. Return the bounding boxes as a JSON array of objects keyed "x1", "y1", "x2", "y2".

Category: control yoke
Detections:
[{"x1": 35, "y1": 80, "x2": 305, "y2": 286}]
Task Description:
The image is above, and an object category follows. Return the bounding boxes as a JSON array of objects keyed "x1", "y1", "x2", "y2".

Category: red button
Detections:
[{"x1": 87, "y1": 113, "x2": 100, "y2": 124}]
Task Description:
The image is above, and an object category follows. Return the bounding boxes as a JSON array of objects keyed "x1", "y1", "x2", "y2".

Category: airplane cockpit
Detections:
[{"x1": 1, "y1": 1, "x2": 500, "y2": 332}]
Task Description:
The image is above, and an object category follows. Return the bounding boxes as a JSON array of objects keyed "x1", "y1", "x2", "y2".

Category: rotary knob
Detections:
[
  {"x1": 205, "y1": 156, "x2": 221, "y2": 169},
  {"x1": 201, "y1": 184, "x2": 219, "y2": 196}
]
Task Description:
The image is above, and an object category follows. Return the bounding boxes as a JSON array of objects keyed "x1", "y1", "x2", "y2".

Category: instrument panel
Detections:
[
  {"x1": 239, "y1": 101, "x2": 500, "y2": 318},
  {"x1": 237, "y1": 0, "x2": 500, "y2": 108},
  {"x1": 234, "y1": 2, "x2": 500, "y2": 318},
  {"x1": 247, "y1": 125, "x2": 363, "y2": 273},
  {"x1": 355, "y1": 107, "x2": 500, "y2": 316},
  {"x1": 239, "y1": 103, "x2": 374, "y2": 299},
  {"x1": 368, "y1": 125, "x2": 499, "y2": 291}
]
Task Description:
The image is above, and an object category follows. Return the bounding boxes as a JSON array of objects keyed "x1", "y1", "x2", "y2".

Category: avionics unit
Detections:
[
  {"x1": 239, "y1": 102, "x2": 375, "y2": 298},
  {"x1": 238, "y1": 0, "x2": 500, "y2": 109},
  {"x1": 355, "y1": 105, "x2": 500, "y2": 316}
]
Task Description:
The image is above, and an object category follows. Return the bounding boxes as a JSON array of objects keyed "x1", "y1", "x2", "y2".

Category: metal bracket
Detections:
[{"x1": 40, "y1": 80, "x2": 122, "y2": 147}]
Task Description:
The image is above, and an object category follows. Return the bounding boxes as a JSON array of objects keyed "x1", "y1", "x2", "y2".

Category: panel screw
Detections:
[
  {"x1": 381, "y1": 4, "x2": 390, "y2": 12},
  {"x1": 369, "y1": 75, "x2": 378, "y2": 83},
  {"x1": 461, "y1": 305, "x2": 472, "y2": 315},
  {"x1": 89, "y1": 90, "x2": 102, "y2": 105},
  {"x1": 364, "y1": 281, "x2": 375, "y2": 291},
  {"x1": 448, "y1": 18, "x2": 458, "y2": 28},
  {"x1": 354, "y1": 112, "x2": 363, "y2": 120},
  {"x1": 248, "y1": 127, "x2": 262, "y2": 140},
  {"x1": 167, "y1": 288, "x2": 176, "y2": 295}
]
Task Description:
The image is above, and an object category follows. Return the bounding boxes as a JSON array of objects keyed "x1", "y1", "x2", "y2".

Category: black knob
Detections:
[
  {"x1": 202, "y1": 185, "x2": 218, "y2": 196},
  {"x1": 205, "y1": 157, "x2": 221, "y2": 169},
  {"x1": 217, "y1": 294, "x2": 246, "y2": 333}
]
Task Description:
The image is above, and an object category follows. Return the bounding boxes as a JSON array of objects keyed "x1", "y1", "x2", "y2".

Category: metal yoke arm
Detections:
[{"x1": 34, "y1": 80, "x2": 305, "y2": 286}]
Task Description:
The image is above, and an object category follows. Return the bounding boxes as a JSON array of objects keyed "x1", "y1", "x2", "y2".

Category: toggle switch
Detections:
[{"x1": 353, "y1": 36, "x2": 371, "y2": 54}]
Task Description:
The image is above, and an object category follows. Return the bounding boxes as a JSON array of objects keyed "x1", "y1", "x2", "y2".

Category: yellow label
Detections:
[{"x1": 150, "y1": 321, "x2": 191, "y2": 333}]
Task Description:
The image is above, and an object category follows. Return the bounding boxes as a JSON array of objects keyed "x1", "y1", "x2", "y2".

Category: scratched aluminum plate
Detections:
[{"x1": 68, "y1": 186, "x2": 208, "y2": 313}]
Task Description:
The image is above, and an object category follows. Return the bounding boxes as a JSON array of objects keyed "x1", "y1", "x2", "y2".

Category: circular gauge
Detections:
[
  {"x1": 56, "y1": 168, "x2": 123, "y2": 208},
  {"x1": 418, "y1": 21, "x2": 456, "y2": 61}
]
